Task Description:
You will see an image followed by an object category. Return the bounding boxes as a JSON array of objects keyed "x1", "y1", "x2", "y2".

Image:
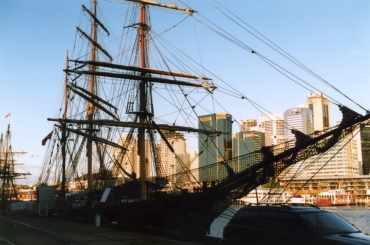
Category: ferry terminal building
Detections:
[{"x1": 280, "y1": 175, "x2": 370, "y2": 204}]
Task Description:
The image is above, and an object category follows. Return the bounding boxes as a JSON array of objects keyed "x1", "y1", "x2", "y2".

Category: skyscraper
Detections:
[
  {"x1": 232, "y1": 131, "x2": 265, "y2": 172},
  {"x1": 306, "y1": 92, "x2": 330, "y2": 131},
  {"x1": 259, "y1": 114, "x2": 284, "y2": 146},
  {"x1": 175, "y1": 152, "x2": 191, "y2": 186},
  {"x1": 198, "y1": 113, "x2": 232, "y2": 169},
  {"x1": 360, "y1": 123, "x2": 370, "y2": 175},
  {"x1": 283, "y1": 133, "x2": 359, "y2": 178},
  {"x1": 114, "y1": 134, "x2": 151, "y2": 179},
  {"x1": 284, "y1": 107, "x2": 314, "y2": 140},
  {"x1": 157, "y1": 131, "x2": 190, "y2": 176},
  {"x1": 240, "y1": 119, "x2": 257, "y2": 132},
  {"x1": 233, "y1": 131, "x2": 265, "y2": 157}
]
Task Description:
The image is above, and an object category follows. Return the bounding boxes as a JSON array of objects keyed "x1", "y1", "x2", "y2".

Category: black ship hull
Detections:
[
  {"x1": 51, "y1": 109, "x2": 370, "y2": 236},
  {"x1": 53, "y1": 190, "x2": 231, "y2": 236}
]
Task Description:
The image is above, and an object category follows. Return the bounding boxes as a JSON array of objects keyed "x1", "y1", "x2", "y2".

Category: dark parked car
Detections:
[{"x1": 223, "y1": 204, "x2": 370, "y2": 245}]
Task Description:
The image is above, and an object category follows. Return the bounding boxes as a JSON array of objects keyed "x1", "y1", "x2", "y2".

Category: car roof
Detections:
[
  {"x1": 236, "y1": 204, "x2": 323, "y2": 213},
  {"x1": 230, "y1": 204, "x2": 324, "y2": 220}
]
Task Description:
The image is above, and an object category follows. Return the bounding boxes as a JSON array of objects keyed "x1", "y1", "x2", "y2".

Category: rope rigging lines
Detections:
[
  {"x1": 192, "y1": 0, "x2": 367, "y2": 113},
  {"x1": 38, "y1": 1, "x2": 368, "y2": 196}
]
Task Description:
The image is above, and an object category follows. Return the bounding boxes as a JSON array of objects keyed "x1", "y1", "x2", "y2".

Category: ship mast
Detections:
[
  {"x1": 134, "y1": 0, "x2": 196, "y2": 200},
  {"x1": 0, "y1": 124, "x2": 27, "y2": 206},
  {"x1": 51, "y1": 0, "x2": 199, "y2": 195},
  {"x1": 61, "y1": 52, "x2": 69, "y2": 194},
  {"x1": 1, "y1": 125, "x2": 12, "y2": 206},
  {"x1": 87, "y1": 0, "x2": 98, "y2": 190},
  {"x1": 138, "y1": 3, "x2": 148, "y2": 200}
]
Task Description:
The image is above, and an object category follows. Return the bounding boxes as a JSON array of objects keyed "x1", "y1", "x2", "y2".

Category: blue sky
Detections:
[{"x1": 1, "y1": 0, "x2": 369, "y2": 185}]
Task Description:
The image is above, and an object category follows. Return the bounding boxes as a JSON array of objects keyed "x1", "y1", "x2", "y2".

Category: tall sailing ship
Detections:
[
  {"x1": 36, "y1": 0, "x2": 370, "y2": 236},
  {"x1": 0, "y1": 122, "x2": 30, "y2": 207}
]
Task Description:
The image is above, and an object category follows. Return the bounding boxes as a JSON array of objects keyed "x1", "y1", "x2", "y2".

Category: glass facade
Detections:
[
  {"x1": 360, "y1": 123, "x2": 370, "y2": 175},
  {"x1": 240, "y1": 119, "x2": 257, "y2": 131},
  {"x1": 233, "y1": 131, "x2": 265, "y2": 156},
  {"x1": 259, "y1": 114, "x2": 284, "y2": 146},
  {"x1": 284, "y1": 107, "x2": 314, "y2": 140},
  {"x1": 282, "y1": 134, "x2": 359, "y2": 178},
  {"x1": 306, "y1": 92, "x2": 330, "y2": 132},
  {"x1": 323, "y1": 104, "x2": 329, "y2": 128},
  {"x1": 232, "y1": 131, "x2": 265, "y2": 172},
  {"x1": 198, "y1": 113, "x2": 232, "y2": 181}
]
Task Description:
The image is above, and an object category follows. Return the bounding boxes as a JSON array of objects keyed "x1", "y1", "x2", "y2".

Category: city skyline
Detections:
[
  {"x1": 2, "y1": 1, "x2": 369, "y2": 185},
  {"x1": 130, "y1": 91, "x2": 366, "y2": 181}
]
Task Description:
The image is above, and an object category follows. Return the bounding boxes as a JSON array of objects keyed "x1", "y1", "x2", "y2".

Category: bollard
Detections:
[{"x1": 95, "y1": 213, "x2": 101, "y2": 227}]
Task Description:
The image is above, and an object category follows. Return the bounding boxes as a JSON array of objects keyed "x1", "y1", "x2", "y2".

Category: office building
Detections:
[
  {"x1": 284, "y1": 107, "x2": 314, "y2": 140},
  {"x1": 198, "y1": 113, "x2": 232, "y2": 180},
  {"x1": 232, "y1": 131, "x2": 265, "y2": 172},
  {"x1": 157, "y1": 131, "x2": 190, "y2": 176},
  {"x1": 306, "y1": 92, "x2": 330, "y2": 132},
  {"x1": 233, "y1": 131, "x2": 265, "y2": 157},
  {"x1": 281, "y1": 175, "x2": 370, "y2": 199},
  {"x1": 114, "y1": 134, "x2": 151, "y2": 179},
  {"x1": 282, "y1": 133, "x2": 360, "y2": 179},
  {"x1": 360, "y1": 123, "x2": 370, "y2": 175},
  {"x1": 175, "y1": 152, "x2": 191, "y2": 186},
  {"x1": 240, "y1": 119, "x2": 257, "y2": 132},
  {"x1": 259, "y1": 114, "x2": 285, "y2": 146}
]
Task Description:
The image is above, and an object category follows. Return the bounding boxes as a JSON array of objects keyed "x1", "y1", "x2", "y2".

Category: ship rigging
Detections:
[{"x1": 36, "y1": 0, "x2": 370, "y2": 236}]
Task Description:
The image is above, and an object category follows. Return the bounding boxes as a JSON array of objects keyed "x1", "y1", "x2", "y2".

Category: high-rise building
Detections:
[
  {"x1": 306, "y1": 92, "x2": 330, "y2": 132},
  {"x1": 240, "y1": 119, "x2": 257, "y2": 132},
  {"x1": 198, "y1": 113, "x2": 232, "y2": 172},
  {"x1": 176, "y1": 153, "x2": 191, "y2": 172},
  {"x1": 232, "y1": 131, "x2": 265, "y2": 172},
  {"x1": 114, "y1": 134, "x2": 138, "y2": 179},
  {"x1": 284, "y1": 107, "x2": 314, "y2": 140},
  {"x1": 157, "y1": 131, "x2": 190, "y2": 177},
  {"x1": 114, "y1": 134, "x2": 150, "y2": 179},
  {"x1": 283, "y1": 133, "x2": 360, "y2": 179},
  {"x1": 360, "y1": 123, "x2": 370, "y2": 175},
  {"x1": 259, "y1": 114, "x2": 284, "y2": 146},
  {"x1": 233, "y1": 131, "x2": 265, "y2": 157},
  {"x1": 175, "y1": 152, "x2": 191, "y2": 186}
]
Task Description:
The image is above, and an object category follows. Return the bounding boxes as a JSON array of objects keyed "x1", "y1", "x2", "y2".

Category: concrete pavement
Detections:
[{"x1": 0, "y1": 211, "x2": 221, "y2": 245}]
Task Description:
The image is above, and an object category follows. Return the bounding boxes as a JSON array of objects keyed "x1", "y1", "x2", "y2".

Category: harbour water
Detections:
[
  {"x1": 209, "y1": 205, "x2": 370, "y2": 238},
  {"x1": 322, "y1": 206, "x2": 370, "y2": 234}
]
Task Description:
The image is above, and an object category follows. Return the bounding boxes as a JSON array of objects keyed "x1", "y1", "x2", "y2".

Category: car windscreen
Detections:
[{"x1": 299, "y1": 211, "x2": 359, "y2": 235}]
